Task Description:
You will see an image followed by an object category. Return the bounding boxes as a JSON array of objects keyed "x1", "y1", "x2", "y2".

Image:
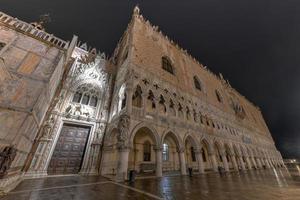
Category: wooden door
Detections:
[{"x1": 48, "y1": 124, "x2": 90, "y2": 175}]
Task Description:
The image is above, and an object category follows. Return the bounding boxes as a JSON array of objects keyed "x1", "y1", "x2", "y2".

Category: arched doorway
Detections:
[
  {"x1": 128, "y1": 127, "x2": 158, "y2": 175},
  {"x1": 201, "y1": 139, "x2": 212, "y2": 171},
  {"x1": 162, "y1": 131, "x2": 182, "y2": 174},
  {"x1": 184, "y1": 135, "x2": 198, "y2": 171}
]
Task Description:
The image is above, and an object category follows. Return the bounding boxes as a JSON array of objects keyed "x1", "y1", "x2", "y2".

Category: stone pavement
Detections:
[{"x1": 1, "y1": 168, "x2": 300, "y2": 200}]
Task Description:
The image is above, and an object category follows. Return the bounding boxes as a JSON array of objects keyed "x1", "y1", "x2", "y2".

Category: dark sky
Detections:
[{"x1": 2, "y1": 0, "x2": 300, "y2": 159}]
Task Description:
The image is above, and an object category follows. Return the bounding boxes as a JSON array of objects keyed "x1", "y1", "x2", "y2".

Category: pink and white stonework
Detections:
[{"x1": 0, "y1": 7, "x2": 284, "y2": 192}]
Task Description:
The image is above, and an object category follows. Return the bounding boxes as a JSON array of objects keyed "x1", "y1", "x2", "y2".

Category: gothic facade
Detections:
[{"x1": 0, "y1": 7, "x2": 284, "y2": 192}]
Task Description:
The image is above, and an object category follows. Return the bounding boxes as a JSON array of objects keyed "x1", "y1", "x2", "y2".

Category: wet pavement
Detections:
[{"x1": 1, "y1": 168, "x2": 300, "y2": 200}]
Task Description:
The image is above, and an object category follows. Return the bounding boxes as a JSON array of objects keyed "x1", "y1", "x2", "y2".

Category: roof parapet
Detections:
[{"x1": 0, "y1": 11, "x2": 68, "y2": 49}]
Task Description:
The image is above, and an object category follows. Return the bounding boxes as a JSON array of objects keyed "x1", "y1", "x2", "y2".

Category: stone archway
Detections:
[
  {"x1": 128, "y1": 127, "x2": 159, "y2": 175},
  {"x1": 200, "y1": 139, "x2": 214, "y2": 171},
  {"x1": 184, "y1": 135, "x2": 199, "y2": 171},
  {"x1": 161, "y1": 131, "x2": 185, "y2": 175}
]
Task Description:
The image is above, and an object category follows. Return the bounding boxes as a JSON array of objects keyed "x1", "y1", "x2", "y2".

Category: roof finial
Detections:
[{"x1": 133, "y1": 5, "x2": 140, "y2": 16}]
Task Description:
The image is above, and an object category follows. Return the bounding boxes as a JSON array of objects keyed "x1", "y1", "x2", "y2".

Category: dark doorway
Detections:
[{"x1": 48, "y1": 124, "x2": 90, "y2": 175}]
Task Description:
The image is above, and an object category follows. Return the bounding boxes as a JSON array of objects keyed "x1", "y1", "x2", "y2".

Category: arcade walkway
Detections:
[{"x1": 1, "y1": 168, "x2": 299, "y2": 200}]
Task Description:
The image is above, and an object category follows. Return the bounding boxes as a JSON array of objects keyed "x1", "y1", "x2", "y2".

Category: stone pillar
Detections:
[
  {"x1": 116, "y1": 147, "x2": 130, "y2": 181},
  {"x1": 178, "y1": 148, "x2": 187, "y2": 175},
  {"x1": 256, "y1": 158, "x2": 262, "y2": 168},
  {"x1": 251, "y1": 157, "x2": 257, "y2": 169},
  {"x1": 209, "y1": 152, "x2": 218, "y2": 172},
  {"x1": 238, "y1": 157, "x2": 246, "y2": 170},
  {"x1": 195, "y1": 149, "x2": 204, "y2": 174},
  {"x1": 245, "y1": 157, "x2": 252, "y2": 170},
  {"x1": 221, "y1": 154, "x2": 229, "y2": 172},
  {"x1": 155, "y1": 147, "x2": 162, "y2": 177},
  {"x1": 231, "y1": 155, "x2": 239, "y2": 171}
]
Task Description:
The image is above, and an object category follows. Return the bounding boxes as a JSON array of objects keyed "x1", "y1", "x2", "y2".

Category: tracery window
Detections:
[
  {"x1": 159, "y1": 95, "x2": 166, "y2": 113},
  {"x1": 132, "y1": 85, "x2": 143, "y2": 108},
  {"x1": 72, "y1": 84, "x2": 99, "y2": 107},
  {"x1": 143, "y1": 141, "x2": 151, "y2": 162},
  {"x1": 193, "y1": 76, "x2": 202, "y2": 91},
  {"x1": 147, "y1": 90, "x2": 156, "y2": 110},
  {"x1": 162, "y1": 143, "x2": 169, "y2": 161},
  {"x1": 162, "y1": 56, "x2": 174, "y2": 75},
  {"x1": 169, "y1": 100, "x2": 176, "y2": 116}
]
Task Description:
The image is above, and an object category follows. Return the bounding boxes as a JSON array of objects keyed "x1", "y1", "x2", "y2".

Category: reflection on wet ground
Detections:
[{"x1": 1, "y1": 168, "x2": 300, "y2": 200}]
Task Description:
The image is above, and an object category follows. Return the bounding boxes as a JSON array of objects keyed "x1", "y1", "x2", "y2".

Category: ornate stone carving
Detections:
[
  {"x1": 41, "y1": 115, "x2": 55, "y2": 139},
  {"x1": 0, "y1": 146, "x2": 17, "y2": 178},
  {"x1": 116, "y1": 114, "x2": 130, "y2": 149},
  {"x1": 65, "y1": 103, "x2": 93, "y2": 118}
]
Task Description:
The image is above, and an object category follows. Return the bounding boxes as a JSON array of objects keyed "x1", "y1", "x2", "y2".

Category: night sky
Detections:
[{"x1": 2, "y1": 0, "x2": 300, "y2": 159}]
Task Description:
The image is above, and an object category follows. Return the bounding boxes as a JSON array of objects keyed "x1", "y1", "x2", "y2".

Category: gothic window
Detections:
[
  {"x1": 193, "y1": 76, "x2": 202, "y2": 91},
  {"x1": 81, "y1": 94, "x2": 90, "y2": 105},
  {"x1": 0, "y1": 42, "x2": 5, "y2": 51},
  {"x1": 72, "y1": 84, "x2": 100, "y2": 107},
  {"x1": 169, "y1": 100, "x2": 176, "y2": 116},
  {"x1": 132, "y1": 85, "x2": 143, "y2": 108},
  {"x1": 191, "y1": 147, "x2": 196, "y2": 162},
  {"x1": 159, "y1": 95, "x2": 166, "y2": 113},
  {"x1": 147, "y1": 90, "x2": 156, "y2": 110},
  {"x1": 215, "y1": 90, "x2": 222, "y2": 103},
  {"x1": 143, "y1": 141, "x2": 151, "y2": 162},
  {"x1": 72, "y1": 92, "x2": 82, "y2": 103},
  {"x1": 178, "y1": 103, "x2": 184, "y2": 118},
  {"x1": 118, "y1": 84, "x2": 126, "y2": 111},
  {"x1": 89, "y1": 96, "x2": 98, "y2": 107},
  {"x1": 201, "y1": 148, "x2": 207, "y2": 162},
  {"x1": 162, "y1": 143, "x2": 169, "y2": 161},
  {"x1": 162, "y1": 56, "x2": 174, "y2": 75},
  {"x1": 121, "y1": 94, "x2": 127, "y2": 109}
]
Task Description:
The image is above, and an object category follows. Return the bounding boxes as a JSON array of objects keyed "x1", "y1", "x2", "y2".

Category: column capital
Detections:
[
  {"x1": 177, "y1": 147, "x2": 185, "y2": 153},
  {"x1": 153, "y1": 146, "x2": 163, "y2": 151}
]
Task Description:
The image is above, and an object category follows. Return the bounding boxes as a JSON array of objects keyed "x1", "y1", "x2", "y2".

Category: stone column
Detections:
[
  {"x1": 195, "y1": 149, "x2": 204, "y2": 174},
  {"x1": 238, "y1": 157, "x2": 246, "y2": 170},
  {"x1": 245, "y1": 157, "x2": 252, "y2": 170},
  {"x1": 231, "y1": 155, "x2": 239, "y2": 171},
  {"x1": 221, "y1": 154, "x2": 229, "y2": 172},
  {"x1": 178, "y1": 148, "x2": 187, "y2": 175},
  {"x1": 155, "y1": 147, "x2": 162, "y2": 177},
  {"x1": 209, "y1": 151, "x2": 218, "y2": 172},
  {"x1": 256, "y1": 158, "x2": 262, "y2": 168},
  {"x1": 116, "y1": 147, "x2": 130, "y2": 181},
  {"x1": 251, "y1": 157, "x2": 257, "y2": 169}
]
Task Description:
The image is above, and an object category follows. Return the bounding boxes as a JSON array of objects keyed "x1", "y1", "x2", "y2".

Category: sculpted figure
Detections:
[{"x1": 42, "y1": 115, "x2": 54, "y2": 138}]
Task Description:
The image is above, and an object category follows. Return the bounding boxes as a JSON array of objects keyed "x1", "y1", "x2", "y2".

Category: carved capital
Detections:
[
  {"x1": 177, "y1": 147, "x2": 185, "y2": 153},
  {"x1": 117, "y1": 114, "x2": 130, "y2": 143}
]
